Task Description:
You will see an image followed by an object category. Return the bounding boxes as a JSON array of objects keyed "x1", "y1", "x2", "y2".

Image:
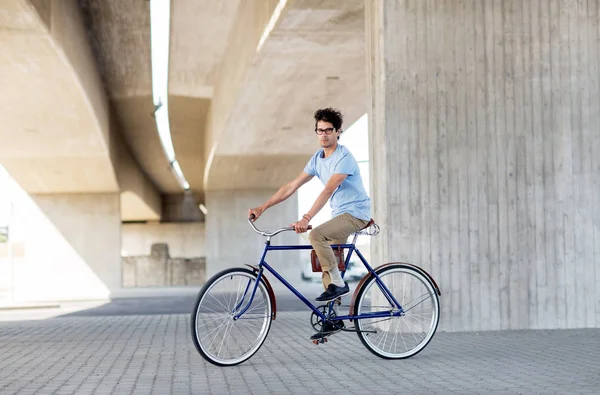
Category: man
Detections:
[{"x1": 248, "y1": 108, "x2": 371, "y2": 305}]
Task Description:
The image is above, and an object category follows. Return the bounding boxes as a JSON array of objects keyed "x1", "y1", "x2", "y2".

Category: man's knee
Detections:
[{"x1": 308, "y1": 227, "x2": 325, "y2": 245}]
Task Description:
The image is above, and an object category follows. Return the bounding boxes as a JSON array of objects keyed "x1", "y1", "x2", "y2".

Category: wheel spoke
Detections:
[
  {"x1": 403, "y1": 292, "x2": 432, "y2": 312},
  {"x1": 208, "y1": 293, "x2": 229, "y2": 312},
  {"x1": 205, "y1": 319, "x2": 229, "y2": 349},
  {"x1": 196, "y1": 314, "x2": 228, "y2": 329}
]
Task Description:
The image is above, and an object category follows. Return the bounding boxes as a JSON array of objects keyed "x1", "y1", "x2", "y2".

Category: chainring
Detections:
[{"x1": 310, "y1": 305, "x2": 337, "y2": 331}]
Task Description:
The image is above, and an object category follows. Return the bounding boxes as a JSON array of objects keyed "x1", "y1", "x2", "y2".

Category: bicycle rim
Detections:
[
  {"x1": 355, "y1": 265, "x2": 440, "y2": 359},
  {"x1": 191, "y1": 268, "x2": 272, "y2": 366}
]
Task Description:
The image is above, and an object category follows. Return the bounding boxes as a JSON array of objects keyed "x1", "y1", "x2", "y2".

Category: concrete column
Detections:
[
  {"x1": 15, "y1": 193, "x2": 121, "y2": 302},
  {"x1": 205, "y1": 189, "x2": 302, "y2": 281},
  {"x1": 366, "y1": 0, "x2": 600, "y2": 331}
]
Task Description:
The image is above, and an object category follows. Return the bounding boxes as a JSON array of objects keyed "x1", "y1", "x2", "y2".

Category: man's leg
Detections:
[
  {"x1": 321, "y1": 237, "x2": 348, "y2": 291},
  {"x1": 324, "y1": 237, "x2": 346, "y2": 324},
  {"x1": 308, "y1": 213, "x2": 369, "y2": 302},
  {"x1": 308, "y1": 214, "x2": 369, "y2": 340}
]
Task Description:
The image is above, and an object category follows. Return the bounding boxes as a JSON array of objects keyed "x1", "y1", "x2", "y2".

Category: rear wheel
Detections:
[
  {"x1": 190, "y1": 267, "x2": 272, "y2": 366},
  {"x1": 354, "y1": 264, "x2": 440, "y2": 359}
]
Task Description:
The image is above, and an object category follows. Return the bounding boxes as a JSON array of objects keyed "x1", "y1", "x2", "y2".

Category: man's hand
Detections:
[
  {"x1": 290, "y1": 217, "x2": 310, "y2": 234},
  {"x1": 248, "y1": 206, "x2": 265, "y2": 221}
]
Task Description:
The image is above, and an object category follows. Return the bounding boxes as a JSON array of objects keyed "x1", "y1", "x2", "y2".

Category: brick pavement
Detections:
[{"x1": 0, "y1": 311, "x2": 598, "y2": 394}]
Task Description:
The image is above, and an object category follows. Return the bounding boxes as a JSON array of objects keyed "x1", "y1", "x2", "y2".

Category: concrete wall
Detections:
[
  {"x1": 122, "y1": 243, "x2": 205, "y2": 288},
  {"x1": 205, "y1": 189, "x2": 302, "y2": 279},
  {"x1": 366, "y1": 0, "x2": 600, "y2": 331},
  {"x1": 0, "y1": 166, "x2": 121, "y2": 303},
  {"x1": 122, "y1": 222, "x2": 205, "y2": 258},
  {"x1": 121, "y1": 221, "x2": 206, "y2": 287},
  {"x1": 4, "y1": 188, "x2": 121, "y2": 303}
]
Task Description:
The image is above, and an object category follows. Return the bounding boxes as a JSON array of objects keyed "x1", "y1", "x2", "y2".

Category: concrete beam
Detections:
[
  {"x1": 204, "y1": 0, "x2": 284, "y2": 188},
  {"x1": 1, "y1": 1, "x2": 162, "y2": 221},
  {"x1": 0, "y1": 0, "x2": 118, "y2": 192},
  {"x1": 111, "y1": 119, "x2": 161, "y2": 222}
]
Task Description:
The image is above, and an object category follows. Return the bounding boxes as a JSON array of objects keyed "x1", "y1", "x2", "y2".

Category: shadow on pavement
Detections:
[
  {"x1": 50, "y1": 276, "x2": 363, "y2": 319},
  {"x1": 53, "y1": 292, "x2": 330, "y2": 318}
]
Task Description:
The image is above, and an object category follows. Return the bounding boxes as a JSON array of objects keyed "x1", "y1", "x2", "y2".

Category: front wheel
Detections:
[
  {"x1": 190, "y1": 267, "x2": 272, "y2": 366},
  {"x1": 354, "y1": 264, "x2": 440, "y2": 359}
]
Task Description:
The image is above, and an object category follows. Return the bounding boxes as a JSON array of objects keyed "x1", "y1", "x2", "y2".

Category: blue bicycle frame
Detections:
[{"x1": 234, "y1": 239, "x2": 405, "y2": 323}]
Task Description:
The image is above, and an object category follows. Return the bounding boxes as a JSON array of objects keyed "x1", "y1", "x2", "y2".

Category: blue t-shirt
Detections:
[{"x1": 303, "y1": 144, "x2": 371, "y2": 221}]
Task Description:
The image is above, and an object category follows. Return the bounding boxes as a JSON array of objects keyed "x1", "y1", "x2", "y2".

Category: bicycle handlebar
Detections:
[{"x1": 248, "y1": 214, "x2": 312, "y2": 237}]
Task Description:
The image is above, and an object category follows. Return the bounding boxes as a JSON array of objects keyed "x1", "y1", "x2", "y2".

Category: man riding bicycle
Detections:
[{"x1": 248, "y1": 108, "x2": 372, "y2": 337}]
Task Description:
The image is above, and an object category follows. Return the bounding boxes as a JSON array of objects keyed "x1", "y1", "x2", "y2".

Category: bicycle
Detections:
[{"x1": 190, "y1": 215, "x2": 441, "y2": 366}]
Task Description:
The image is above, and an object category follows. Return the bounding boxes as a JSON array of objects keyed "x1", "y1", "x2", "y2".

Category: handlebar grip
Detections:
[
  {"x1": 308, "y1": 225, "x2": 313, "y2": 229},
  {"x1": 249, "y1": 214, "x2": 256, "y2": 220}
]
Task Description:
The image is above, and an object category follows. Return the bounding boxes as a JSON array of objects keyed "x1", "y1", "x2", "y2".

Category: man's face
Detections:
[{"x1": 315, "y1": 120, "x2": 340, "y2": 148}]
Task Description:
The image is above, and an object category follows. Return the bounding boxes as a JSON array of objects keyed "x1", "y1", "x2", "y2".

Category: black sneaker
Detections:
[
  {"x1": 310, "y1": 320, "x2": 345, "y2": 340},
  {"x1": 316, "y1": 282, "x2": 350, "y2": 302}
]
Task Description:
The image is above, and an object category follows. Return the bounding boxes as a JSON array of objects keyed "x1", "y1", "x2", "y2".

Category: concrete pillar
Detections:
[
  {"x1": 366, "y1": 0, "x2": 600, "y2": 331},
  {"x1": 205, "y1": 189, "x2": 302, "y2": 281},
  {"x1": 16, "y1": 193, "x2": 121, "y2": 302}
]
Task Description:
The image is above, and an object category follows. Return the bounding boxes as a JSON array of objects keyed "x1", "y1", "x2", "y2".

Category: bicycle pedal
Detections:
[{"x1": 311, "y1": 337, "x2": 328, "y2": 345}]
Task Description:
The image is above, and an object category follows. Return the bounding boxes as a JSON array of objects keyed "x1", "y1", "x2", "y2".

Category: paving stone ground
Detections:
[{"x1": 0, "y1": 311, "x2": 598, "y2": 395}]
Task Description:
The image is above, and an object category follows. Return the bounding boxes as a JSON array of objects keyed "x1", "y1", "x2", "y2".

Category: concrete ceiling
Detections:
[
  {"x1": 169, "y1": 0, "x2": 241, "y2": 98},
  {"x1": 0, "y1": 0, "x2": 162, "y2": 222},
  {"x1": 1, "y1": 0, "x2": 367, "y2": 221},
  {"x1": 78, "y1": 0, "x2": 241, "y2": 197},
  {"x1": 76, "y1": 0, "x2": 367, "y2": 194},
  {"x1": 79, "y1": 0, "x2": 178, "y2": 194},
  {"x1": 205, "y1": 0, "x2": 366, "y2": 190},
  {"x1": 218, "y1": 0, "x2": 366, "y2": 156}
]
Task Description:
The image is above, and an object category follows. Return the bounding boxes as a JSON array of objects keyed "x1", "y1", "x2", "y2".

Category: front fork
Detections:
[{"x1": 233, "y1": 267, "x2": 264, "y2": 320}]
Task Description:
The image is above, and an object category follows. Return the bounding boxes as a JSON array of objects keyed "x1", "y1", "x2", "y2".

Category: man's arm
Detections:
[
  {"x1": 263, "y1": 170, "x2": 313, "y2": 209},
  {"x1": 291, "y1": 173, "x2": 347, "y2": 233},
  {"x1": 248, "y1": 171, "x2": 313, "y2": 220},
  {"x1": 305, "y1": 173, "x2": 347, "y2": 219}
]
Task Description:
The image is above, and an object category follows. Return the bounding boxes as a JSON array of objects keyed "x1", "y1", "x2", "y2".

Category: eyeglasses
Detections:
[{"x1": 315, "y1": 127, "x2": 336, "y2": 135}]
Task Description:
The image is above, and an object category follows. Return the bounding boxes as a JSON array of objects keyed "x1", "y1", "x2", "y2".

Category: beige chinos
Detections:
[{"x1": 308, "y1": 212, "x2": 370, "y2": 289}]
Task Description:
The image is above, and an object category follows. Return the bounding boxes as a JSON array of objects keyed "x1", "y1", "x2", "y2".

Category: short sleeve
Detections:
[
  {"x1": 333, "y1": 152, "x2": 356, "y2": 175},
  {"x1": 303, "y1": 155, "x2": 317, "y2": 176}
]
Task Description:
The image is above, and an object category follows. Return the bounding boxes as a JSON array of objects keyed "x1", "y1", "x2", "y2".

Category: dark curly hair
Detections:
[{"x1": 314, "y1": 108, "x2": 343, "y2": 139}]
